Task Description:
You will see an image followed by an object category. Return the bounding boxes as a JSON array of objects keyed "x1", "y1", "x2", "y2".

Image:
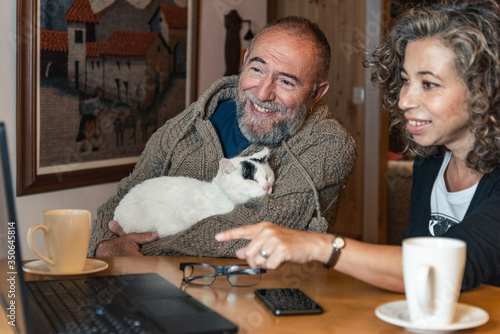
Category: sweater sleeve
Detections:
[
  {"x1": 140, "y1": 118, "x2": 357, "y2": 257},
  {"x1": 445, "y1": 174, "x2": 500, "y2": 290}
]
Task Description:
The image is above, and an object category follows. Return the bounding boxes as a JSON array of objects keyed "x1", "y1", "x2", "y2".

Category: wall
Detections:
[
  {"x1": 0, "y1": 0, "x2": 117, "y2": 257},
  {"x1": 197, "y1": 0, "x2": 267, "y2": 95},
  {"x1": 364, "y1": 0, "x2": 383, "y2": 242},
  {"x1": 0, "y1": 0, "x2": 267, "y2": 260}
]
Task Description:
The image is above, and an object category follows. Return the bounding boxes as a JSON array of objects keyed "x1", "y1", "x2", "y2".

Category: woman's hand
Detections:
[{"x1": 215, "y1": 222, "x2": 332, "y2": 269}]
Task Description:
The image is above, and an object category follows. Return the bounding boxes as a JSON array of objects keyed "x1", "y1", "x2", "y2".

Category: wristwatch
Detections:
[{"x1": 324, "y1": 234, "x2": 345, "y2": 269}]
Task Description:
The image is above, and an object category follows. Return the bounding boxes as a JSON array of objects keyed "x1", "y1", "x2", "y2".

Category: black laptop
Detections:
[{"x1": 0, "y1": 123, "x2": 238, "y2": 334}]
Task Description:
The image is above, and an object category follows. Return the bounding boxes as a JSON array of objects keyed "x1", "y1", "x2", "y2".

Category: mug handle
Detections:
[
  {"x1": 416, "y1": 264, "x2": 432, "y2": 316},
  {"x1": 27, "y1": 225, "x2": 55, "y2": 266}
]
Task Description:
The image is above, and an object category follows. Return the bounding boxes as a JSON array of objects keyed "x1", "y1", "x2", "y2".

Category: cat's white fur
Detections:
[{"x1": 114, "y1": 148, "x2": 274, "y2": 237}]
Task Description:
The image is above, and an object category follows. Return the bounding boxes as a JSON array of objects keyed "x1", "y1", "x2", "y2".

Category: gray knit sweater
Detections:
[{"x1": 88, "y1": 76, "x2": 356, "y2": 257}]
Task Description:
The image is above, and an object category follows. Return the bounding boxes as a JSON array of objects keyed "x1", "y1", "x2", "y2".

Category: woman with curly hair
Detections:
[{"x1": 216, "y1": 0, "x2": 500, "y2": 292}]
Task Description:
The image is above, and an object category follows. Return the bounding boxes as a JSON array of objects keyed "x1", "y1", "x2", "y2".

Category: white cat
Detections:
[{"x1": 114, "y1": 148, "x2": 275, "y2": 237}]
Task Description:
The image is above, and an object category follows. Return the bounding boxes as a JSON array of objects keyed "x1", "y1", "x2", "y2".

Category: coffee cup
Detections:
[
  {"x1": 402, "y1": 237, "x2": 466, "y2": 328},
  {"x1": 27, "y1": 209, "x2": 91, "y2": 273}
]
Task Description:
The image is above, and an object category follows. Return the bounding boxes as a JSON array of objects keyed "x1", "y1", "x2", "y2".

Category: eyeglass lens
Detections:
[
  {"x1": 227, "y1": 265, "x2": 262, "y2": 287},
  {"x1": 183, "y1": 264, "x2": 216, "y2": 286}
]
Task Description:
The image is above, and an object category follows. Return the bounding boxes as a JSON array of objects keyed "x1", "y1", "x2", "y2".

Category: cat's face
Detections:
[{"x1": 217, "y1": 148, "x2": 275, "y2": 203}]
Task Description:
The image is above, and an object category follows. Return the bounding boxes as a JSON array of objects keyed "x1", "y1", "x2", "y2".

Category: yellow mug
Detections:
[{"x1": 27, "y1": 209, "x2": 91, "y2": 273}]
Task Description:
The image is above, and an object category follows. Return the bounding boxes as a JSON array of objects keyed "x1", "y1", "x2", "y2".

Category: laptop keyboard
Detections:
[{"x1": 27, "y1": 276, "x2": 164, "y2": 334}]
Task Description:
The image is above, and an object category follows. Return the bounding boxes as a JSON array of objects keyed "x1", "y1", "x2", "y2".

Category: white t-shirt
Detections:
[{"x1": 429, "y1": 151, "x2": 478, "y2": 236}]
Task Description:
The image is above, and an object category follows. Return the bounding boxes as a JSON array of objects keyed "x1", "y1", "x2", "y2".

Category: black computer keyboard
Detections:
[{"x1": 27, "y1": 276, "x2": 164, "y2": 334}]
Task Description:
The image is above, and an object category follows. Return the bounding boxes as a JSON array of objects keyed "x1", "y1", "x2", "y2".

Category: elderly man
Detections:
[{"x1": 88, "y1": 16, "x2": 356, "y2": 257}]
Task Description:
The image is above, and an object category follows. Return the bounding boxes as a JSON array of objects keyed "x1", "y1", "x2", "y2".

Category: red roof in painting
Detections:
[
  {"x1": 159, "y1": 4, "x2": 187, "y2": 29},
  {"x1": 86, "y1": 42, "x2": 107, "y2": 58},
  {"x1": 65, "y1": 0, "x2": 99, "y2": 23},
  {"x1": 40, "y1": 29, "x2": 68, "y2": 52},
  {"x1": 103, "y1": 30, "x2": 159, "y2": 56}
]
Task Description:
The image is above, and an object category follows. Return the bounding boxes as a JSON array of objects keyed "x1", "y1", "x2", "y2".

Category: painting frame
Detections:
[{"x1": 16, "y1": 0, "x2": 199, "y2": 196}]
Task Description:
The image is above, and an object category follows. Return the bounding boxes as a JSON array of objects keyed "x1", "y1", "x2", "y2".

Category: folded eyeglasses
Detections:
[{"x1": 179, "y1": 262, "x2": 266, "y2": 287}]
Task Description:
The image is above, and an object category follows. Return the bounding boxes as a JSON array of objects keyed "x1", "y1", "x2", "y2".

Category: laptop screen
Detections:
[{"x1": 0, "y1": 123, "x2": 30, "y2": 333}]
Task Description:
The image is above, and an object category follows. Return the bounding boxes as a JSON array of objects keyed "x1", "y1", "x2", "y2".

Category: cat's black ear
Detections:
[
  {"x1": 250, "y1": 147, "x2": 269, "y2": 164},
  {"x1": 219, "y1": 158, "x2": 236, "y2": 174}
]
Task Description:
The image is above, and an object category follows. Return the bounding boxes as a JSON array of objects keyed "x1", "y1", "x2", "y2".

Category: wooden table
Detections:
[{"x1": 16, "y1": 256, "x2": 500, "y2": 333}]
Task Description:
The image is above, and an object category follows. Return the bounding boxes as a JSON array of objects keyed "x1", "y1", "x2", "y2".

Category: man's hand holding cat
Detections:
[{"x1": 95, "y1": 220, "x2": 159, "y2": 257}]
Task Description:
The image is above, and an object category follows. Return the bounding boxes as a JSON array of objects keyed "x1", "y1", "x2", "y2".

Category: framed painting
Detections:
[{"x1": 16, "y1": 0, "x2": 199, "y2": 195}]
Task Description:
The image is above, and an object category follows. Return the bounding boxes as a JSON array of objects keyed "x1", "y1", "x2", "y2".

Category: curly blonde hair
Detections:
[{"x1": 366, "y1": 0, "x2": 500, "y2": 174}]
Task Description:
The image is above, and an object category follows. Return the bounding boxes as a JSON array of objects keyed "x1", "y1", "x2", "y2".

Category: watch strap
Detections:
[{"x1": 323, "y1": 234, "x2": 344, "y2": 269}]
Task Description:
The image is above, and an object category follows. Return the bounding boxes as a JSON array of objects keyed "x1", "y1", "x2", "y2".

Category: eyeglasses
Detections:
[{"x1": 180, "y1": 262, "x2": 266, "y2": 287}]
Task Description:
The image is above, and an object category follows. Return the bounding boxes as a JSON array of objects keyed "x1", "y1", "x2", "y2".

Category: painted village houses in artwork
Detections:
[{"x1": 40, "y1": 0, "x2": 187, "y2": 112}]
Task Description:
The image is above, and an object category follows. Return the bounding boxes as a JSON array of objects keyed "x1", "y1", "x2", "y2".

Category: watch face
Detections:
[{"x1": 334, "y1": 237, "x2": 345, "y2": 249}]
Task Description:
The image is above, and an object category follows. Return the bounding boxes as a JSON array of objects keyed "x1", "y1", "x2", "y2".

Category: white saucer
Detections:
[
  {"x1": 23, "y1": 258, "x2": 108, "y2": 277},
  {"x1": 375, "y1": 300, "x2": 489, "y2": 334}
]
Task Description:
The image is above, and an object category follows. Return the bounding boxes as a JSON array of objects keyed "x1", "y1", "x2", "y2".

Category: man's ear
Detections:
[
  {"x1": 239, "y1": 50, "x2": 250, "y2": 74},
  {"x1": 310, "y1": 81, "x2": 330, "y2": 108},
  {"x1": 242, "y1": 50, "x2": 249, "y2": 65}
]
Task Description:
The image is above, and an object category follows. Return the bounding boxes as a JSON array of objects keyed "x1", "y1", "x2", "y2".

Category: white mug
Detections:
[
  {"x1": 403, "y1": 237, "x2": 466, "y2": 328},
  {"x1": 27, "y1": 209, "x2": 91, "y2": 273}
]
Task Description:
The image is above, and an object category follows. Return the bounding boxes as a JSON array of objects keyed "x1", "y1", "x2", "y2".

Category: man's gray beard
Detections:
[{"x1": 236, "y1": 92, "x2": 311, "y2": 147}]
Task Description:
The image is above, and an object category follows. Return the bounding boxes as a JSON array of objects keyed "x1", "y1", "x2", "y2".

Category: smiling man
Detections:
[{"x1": 88, "y1": 16, "x2": 356, "y2": 258}]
